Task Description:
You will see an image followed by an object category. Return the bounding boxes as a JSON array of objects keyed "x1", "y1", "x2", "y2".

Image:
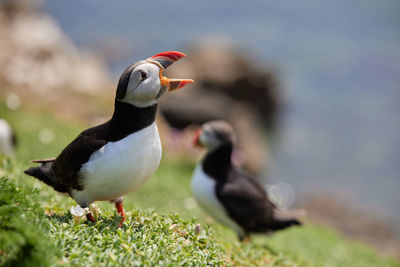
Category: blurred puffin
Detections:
[
  {"x1": 0, "y1": 118, "x2": 17, "y2": 156},
  {"x1": 191, "y1": 120, "x2": 302, "y2": 240},
  {"x1": 25, "y1": 51, "x2": 193, "y2": 224}
]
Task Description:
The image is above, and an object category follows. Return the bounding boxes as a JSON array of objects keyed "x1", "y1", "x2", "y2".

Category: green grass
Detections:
[
  {"x1": 51, "y1": 210, "x2": 222, "y2": 266},
  {"x1": 0, "y1": 176, "x2": 60, "y2": 266},
  {"x1": 1, "y1": 102, "x2": 399, "y2": 266}
]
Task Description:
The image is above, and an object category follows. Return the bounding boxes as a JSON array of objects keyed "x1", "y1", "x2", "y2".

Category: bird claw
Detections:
[
  {"x1": 118, "y1": 216, "x2": 125, "y2": 227},
  {"x1": 86, "y1": 212, "x2": 96, "y2": 223}
]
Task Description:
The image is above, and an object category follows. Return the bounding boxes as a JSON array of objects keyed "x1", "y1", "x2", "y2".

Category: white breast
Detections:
[
  {"x1": 191, "y1": 164, "x2": 244, "y2": 236},
  {"x1": 72, "y1": 122, "x2": 162, "y2": 205}
]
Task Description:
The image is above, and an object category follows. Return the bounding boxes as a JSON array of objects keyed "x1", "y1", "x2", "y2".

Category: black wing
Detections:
[
  {"x1": 51, "y1": 125, "x2": 108, "y2": 190},
  {"x1": 216, "y1": 167, "x2": 276, "y2": 233}
]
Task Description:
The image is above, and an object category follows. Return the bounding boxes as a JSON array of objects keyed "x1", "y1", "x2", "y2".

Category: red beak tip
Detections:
[
  {"x1": 179, "y1": 80, "x2": 194, "y2": 89},
  {"x1": 150, "y1": 51, "x2": 187, "y2": 61}
]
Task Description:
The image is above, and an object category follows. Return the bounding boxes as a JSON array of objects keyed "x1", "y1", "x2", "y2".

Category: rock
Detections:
[
  {"x1": 160, "y1": 40, "x2": 282, "y2": 174},
  {"x1": 0, "y1": 0, "x2": 111, "y2": 96},
  {"x1": 161, "y1": 40, "x2": 282, "y2": 131}
]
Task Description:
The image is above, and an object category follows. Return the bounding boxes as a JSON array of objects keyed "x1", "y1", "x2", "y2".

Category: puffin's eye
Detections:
[{"x1": 140, "y1": 71, "x2": 147, "y2": 80}]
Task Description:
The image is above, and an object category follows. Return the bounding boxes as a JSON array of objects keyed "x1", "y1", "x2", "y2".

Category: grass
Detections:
[
  {"x1": 0, "y1": 176, "x2": 60, "y2": 266},
  {"x1": 1, "y1": 102, "x2": 399, "y2": 266},
  {"x1": 50, "y1": 210, "x2": 222, "y2": 266}
]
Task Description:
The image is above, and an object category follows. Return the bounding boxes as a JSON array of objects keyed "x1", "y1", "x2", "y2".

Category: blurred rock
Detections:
[
  {"x1": 0, "y1": 0, "x2": 111, "y2": 96},
  {"x1": 161, "y1": 40, "x2": 281, "y2": 130},
  {"x1": 160, "y1": 40, "x2": 282, "y2": 174}
]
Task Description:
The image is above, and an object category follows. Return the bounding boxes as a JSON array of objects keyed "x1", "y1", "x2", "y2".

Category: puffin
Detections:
[
  {"x1": 25, "y1": 51, "x2": 193, "y2": 224},
  {"x1": 191, "y1": 120, "x2": 302, "y2": 240},
  {"x1": 0, "y1": 118, "x2": 17, "y2": 156}
]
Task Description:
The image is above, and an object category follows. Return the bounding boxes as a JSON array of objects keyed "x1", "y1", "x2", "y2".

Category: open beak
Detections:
[
  {"x1": 192, "y1": 128, "x2": 203, "y2": 148},
  {"x1": 146, "y1": 51, "x2": 194, "y2": 92}
]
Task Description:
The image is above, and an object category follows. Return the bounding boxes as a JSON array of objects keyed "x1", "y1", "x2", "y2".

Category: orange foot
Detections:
[
  {"x1": 115, "y1": 197, "x2": 126, "y2": 227},
  {"x1": 86, "y1": 212, "x2": 96, "y2": 223}
]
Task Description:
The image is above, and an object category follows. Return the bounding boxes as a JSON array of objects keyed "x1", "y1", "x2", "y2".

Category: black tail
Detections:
[
  {"x1": 24, "y1": 166, "x2": 67, "y2": 193},
  {"x1": 267, "y1": 208, "x2": 305, "y2": 231},
  {"x1": 24, "y1": 167, "x2": 54, "y2": 187},
  {"x1": 269, "y1": 218, "x2": 302, "y2": 231}
]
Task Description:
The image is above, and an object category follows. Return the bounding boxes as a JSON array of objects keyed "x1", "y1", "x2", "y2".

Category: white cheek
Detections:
[
  {"x1": 200, "y1": 132, "x2": 218, "y2": 150},
  {"x1": 142, "y1": 76, "x2": 161, "y2": 97},
  {"x1": 123, "y1": 65, "x2": 161, "y2": 107},
  {"x1": 199, "y1": 133, "x2": 208, "y2": 146}
]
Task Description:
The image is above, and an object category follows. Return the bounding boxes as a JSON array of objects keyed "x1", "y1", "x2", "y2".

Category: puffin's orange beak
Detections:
[
  {"x1": 146, "y1": 51, "x2": 194, "y2": 92},
  {"x1": 161, "y1": 75, "x2": 194, "y2": 92},
  {"x1": 192, "y1": 128, "x2": 203, "y2": 148}
]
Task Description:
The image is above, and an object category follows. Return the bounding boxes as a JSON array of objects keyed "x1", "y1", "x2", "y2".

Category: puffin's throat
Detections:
[{"x1": 109, "y1": 101, "x2": 158, "y2": 140}]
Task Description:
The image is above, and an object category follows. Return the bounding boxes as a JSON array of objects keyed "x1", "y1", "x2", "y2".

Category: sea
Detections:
[{"x1": 45, "y1": 0, "x2": 400, "y2": 230}]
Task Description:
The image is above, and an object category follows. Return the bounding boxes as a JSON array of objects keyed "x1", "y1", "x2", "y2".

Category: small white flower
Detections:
[
  {"x1": 70, "y1": 205, "x2": 89, "y2": 216},
  {"x1": 90, "y1": 203, "x2": 101, "y2": 220},
  {"x1": 70, "y1": 205, "x2": 89, "y2": 224}
]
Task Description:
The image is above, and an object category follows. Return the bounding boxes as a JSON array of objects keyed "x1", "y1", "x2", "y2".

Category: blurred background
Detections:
[{"x1": 0, "y1": 0, "x2": 399, "y2": 258}]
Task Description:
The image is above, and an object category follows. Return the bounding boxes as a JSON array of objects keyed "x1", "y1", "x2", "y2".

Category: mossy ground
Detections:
[{"x1": 0, "y1": 103, "x2": 398, "y2": 266}]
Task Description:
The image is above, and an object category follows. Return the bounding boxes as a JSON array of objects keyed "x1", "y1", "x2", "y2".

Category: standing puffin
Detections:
[
  {"x1": 191, "y1": 120, "x2": 302, "y2": 240},
  {"x1": 25, "y1": 51, "x2": 193, "y2": 224},
  {"x1": 0, "y1": 118, "x2": 17, "y2": 156}
]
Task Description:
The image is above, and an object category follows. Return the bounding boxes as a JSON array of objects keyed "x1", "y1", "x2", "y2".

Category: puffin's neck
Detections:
[
  {"x1": 110, "y1": 100, "x2": 157, "y2": 134},
  {"x1": 202, "y1": 142, "x2": 233, "y2": 179}
]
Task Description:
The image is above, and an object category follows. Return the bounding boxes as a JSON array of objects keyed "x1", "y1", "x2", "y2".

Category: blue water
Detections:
[{"x1": 45, "y1": 0, "x2": 400, "y2": 227}]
